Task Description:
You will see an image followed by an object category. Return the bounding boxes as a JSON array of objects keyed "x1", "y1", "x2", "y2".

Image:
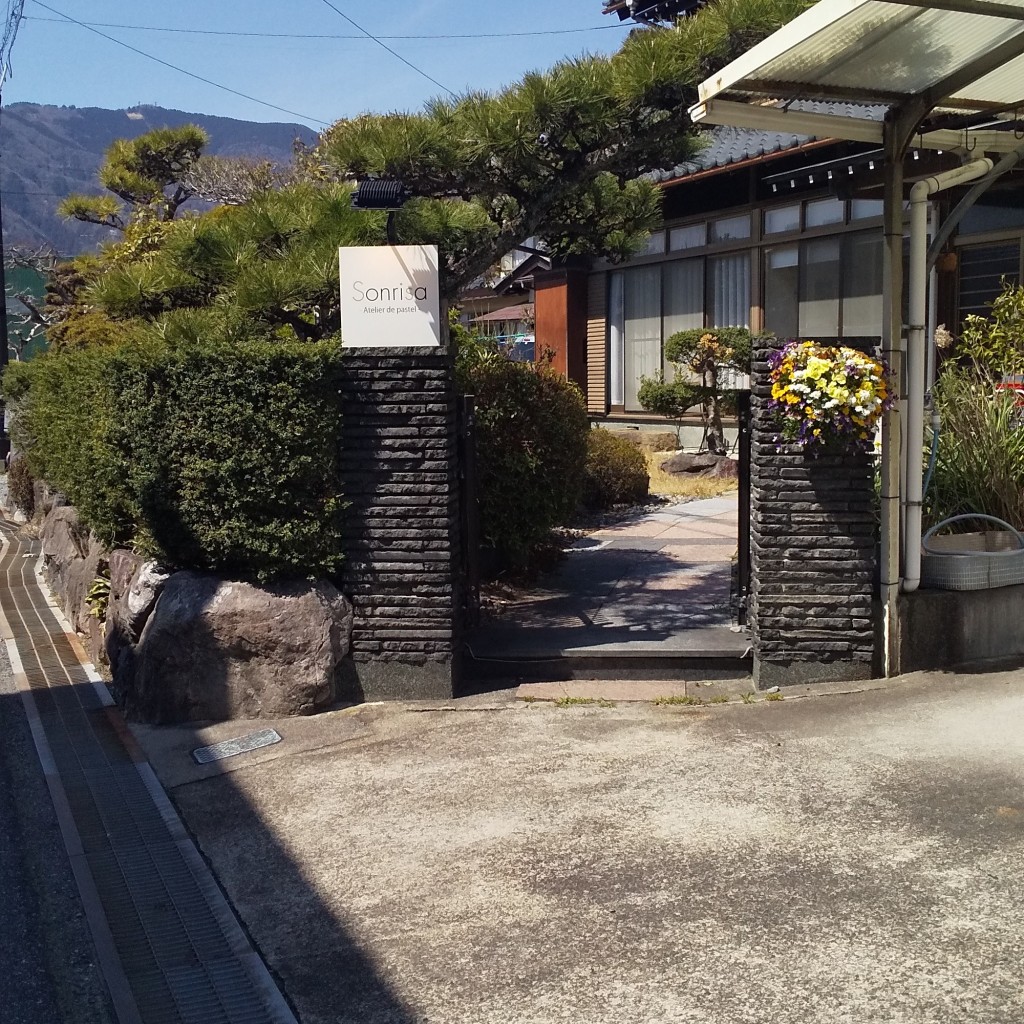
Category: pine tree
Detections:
[
  {"x1": 320, "y1": 0, "x2": 815, "y2": 289},
  {"x1": 58, "y1": 125, "x2": 209, "y2": 231}
]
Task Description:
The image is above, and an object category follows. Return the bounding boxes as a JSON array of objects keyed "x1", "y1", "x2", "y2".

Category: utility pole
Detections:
[{"x1": 0, "y1": 1, "x2": 25, "y2": 458}]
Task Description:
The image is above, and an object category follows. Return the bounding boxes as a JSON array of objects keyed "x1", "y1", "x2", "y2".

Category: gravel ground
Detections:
[{"x1": 144, "y1": 668, "x2": 1024, "y2": 1024}]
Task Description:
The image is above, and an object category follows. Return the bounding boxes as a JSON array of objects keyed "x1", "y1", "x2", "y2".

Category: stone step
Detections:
[{"x1": 463, "y1": 626, "x2": 752, "y2": 684}]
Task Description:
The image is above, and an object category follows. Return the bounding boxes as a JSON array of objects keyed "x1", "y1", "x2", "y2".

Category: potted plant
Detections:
[{"x1": 767, "y1": 340, "x2": 892, "y2": 454}]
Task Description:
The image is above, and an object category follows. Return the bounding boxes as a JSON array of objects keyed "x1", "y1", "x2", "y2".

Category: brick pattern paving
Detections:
[
  {"x1": 0, "y1": 518, "x2": 296, "y2": 1024},
  {"x1": 478, "y1": 495, "x2": 741, "y2": 653}
]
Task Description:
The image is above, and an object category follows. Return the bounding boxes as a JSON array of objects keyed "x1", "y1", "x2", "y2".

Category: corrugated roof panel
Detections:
[{"x1": 698, "y1": 0, "x2": 1024, "y2": 114}]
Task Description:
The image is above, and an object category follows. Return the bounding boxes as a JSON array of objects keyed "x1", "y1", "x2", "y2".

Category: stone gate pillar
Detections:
[
  {"x1": 749, "y1": 340, "x2": 877, "y2": 687},
  {"x1": 337, "y1": 350, "x2": 462, "y2": 699}
]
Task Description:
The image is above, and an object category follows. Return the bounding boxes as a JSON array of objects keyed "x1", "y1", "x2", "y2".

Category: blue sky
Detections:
[{"x1": 4, "y1": 1, "x2": 634, "y2": 129}]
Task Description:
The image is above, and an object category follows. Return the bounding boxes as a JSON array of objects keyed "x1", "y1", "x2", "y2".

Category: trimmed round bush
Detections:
[
  {"x1": 459, "y1": 354, "x2": 589, "y2": 564},
  {"x1": 582, "y1": 428, "x2": 650, "y2": 509}
]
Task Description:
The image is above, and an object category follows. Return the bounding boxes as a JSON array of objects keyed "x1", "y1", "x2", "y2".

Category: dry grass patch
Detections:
[{"x1": 645, "y1": 450, "x2": 739, "y2": 499}]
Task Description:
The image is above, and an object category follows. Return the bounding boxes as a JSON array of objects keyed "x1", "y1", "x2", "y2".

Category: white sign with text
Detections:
[{"x1": 339, "y1": 244, "x2": 441, "y2": 348}]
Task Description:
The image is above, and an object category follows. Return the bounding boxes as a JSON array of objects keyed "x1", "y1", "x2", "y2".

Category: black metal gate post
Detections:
[
  {"x1": 458, "y1": 394, "x2": 481, "y2": 627},
  {"x1": 736, "y1": 389, "x2": 752, "y2": 625}
]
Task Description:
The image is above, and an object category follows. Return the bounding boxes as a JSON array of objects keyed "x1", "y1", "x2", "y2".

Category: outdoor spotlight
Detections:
[
  {"x1": 351, "y1": 178, "x2": 413, "y2": 244},
  {"x1": 350, "y1": 178, "x2": 412, "y2": 211}
]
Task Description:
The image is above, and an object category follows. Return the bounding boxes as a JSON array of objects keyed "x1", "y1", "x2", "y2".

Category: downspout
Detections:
[
  {"x1": 880, "y1": 115, "x2": 909, "y2": 679},
  {"x1": 928, "y1": 145, "x2": 1024, "y2": 267},
  {"x1": 902, "y1": 156, "x2": 993, "y2": 594}
]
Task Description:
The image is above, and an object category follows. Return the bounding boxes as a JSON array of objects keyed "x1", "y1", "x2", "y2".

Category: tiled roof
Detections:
[
  {"x1": 471, "y1": 302, "x2": 534, "y2": 323},
  {"x1": 653, "y1": 102, "x2": 886, "y2": 184}
]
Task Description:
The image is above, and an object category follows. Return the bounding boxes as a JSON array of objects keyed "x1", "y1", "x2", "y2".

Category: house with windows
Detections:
[{"x1": 535, "y1": 104, "x2": 1024, "y2": 420}]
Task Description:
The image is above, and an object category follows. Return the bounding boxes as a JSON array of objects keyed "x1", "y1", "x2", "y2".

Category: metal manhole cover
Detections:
[{"x1": 192, "y1": 729, "x2": 282, "y2": 765}]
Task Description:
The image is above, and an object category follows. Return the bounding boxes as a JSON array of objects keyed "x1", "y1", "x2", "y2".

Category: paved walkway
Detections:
[
  {"x1": 0, "y1": 517, "x2": 295, "y2": 1024},
  {"x1": 470, "y1": 493, "x2": 747, "y2": 659}
]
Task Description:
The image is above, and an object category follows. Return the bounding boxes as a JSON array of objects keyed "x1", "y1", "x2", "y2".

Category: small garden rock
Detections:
[{"x1": 660, "y1": 453, "x2": 739, "y2": 479}]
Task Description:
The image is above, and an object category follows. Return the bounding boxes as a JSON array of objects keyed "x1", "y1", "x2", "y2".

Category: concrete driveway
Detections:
[{"x1": 135, "y1": 671, "x2": 1024, "y2": 1024}]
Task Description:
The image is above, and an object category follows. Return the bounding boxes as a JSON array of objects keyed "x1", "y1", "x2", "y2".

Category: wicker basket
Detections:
[{"x1": 920, "y1": 514, "x2": 1024, "y2": 591}]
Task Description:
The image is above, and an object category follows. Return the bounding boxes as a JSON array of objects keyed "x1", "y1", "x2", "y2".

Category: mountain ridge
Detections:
[{"x1": 0, "y1": 102, "x2": 318, "y2": 254}]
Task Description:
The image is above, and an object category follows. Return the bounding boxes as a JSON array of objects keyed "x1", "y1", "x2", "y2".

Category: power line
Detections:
[
  {"x1": 317, "y1": 0, "x2": 454, "y2": 98},
  {"x1": 30, "y1": 2, "x2": 332, "y2": 127},
  {"x1": 23, "y1": 13, "x2": 630, "y2": 41}
]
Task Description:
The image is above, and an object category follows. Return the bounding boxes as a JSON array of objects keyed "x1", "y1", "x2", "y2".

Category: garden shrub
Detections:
[
  {"x1": 458, "y1": 351, "x2": 589, "y2": 563},
  {"x1": 927, "y1": 367, "x2": 1024, "y2": 531},
  {"x1": 107, "y1": 339, "x2": 346, "y2": 579},
  {"x1": 582, "y1": 428, "x2": 649, "y2": 508},
  {"x1": 6, "y1": 338, "x2": 346, "y2": 581},
  {"x1": 957, "y1": 281, "x2": 1024, "y2": 379}
]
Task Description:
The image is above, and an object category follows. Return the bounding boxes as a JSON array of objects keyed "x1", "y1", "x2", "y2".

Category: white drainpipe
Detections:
[{"x1": 903, "y1": 156, "x2": 993, "y2": 593}]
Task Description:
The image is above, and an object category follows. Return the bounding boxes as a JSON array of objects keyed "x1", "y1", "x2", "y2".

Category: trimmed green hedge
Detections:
[{"x1": 5, "y1": 339, "x2": 345, "y2": 580}]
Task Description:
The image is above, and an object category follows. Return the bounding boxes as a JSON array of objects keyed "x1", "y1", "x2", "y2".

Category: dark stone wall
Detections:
[
  {"x1": 899, "y1": 585, "x2": 1024, "y2": 672},
  {"x1": 750, "y1": 341, "x2": 876, "y2": 687},
  {"x1": 337, "y1": 351, "x2": 462, "y2": 699}
]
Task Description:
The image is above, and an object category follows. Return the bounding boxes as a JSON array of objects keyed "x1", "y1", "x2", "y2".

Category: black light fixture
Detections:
[{"x1": 351, "y1": 178, "x2": 412, "y2": 244}]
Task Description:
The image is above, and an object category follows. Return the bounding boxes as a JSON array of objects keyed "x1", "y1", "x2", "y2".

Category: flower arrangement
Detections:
[{"x1": 767, "y1": 341, "x2": 893, "y2": 453}]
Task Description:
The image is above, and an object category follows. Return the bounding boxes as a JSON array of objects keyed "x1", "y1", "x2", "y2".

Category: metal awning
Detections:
[{"x1": 690, "y1": 0, "x2": 1024, "y2": 149}]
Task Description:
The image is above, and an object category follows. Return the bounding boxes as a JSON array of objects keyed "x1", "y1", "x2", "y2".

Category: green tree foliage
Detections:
[
  {"x1": 58, "y1": 125, "x2": 209, "y2": 231},
  {"x1": 637, "y1": 375, "x2": 700, "y2": 445},
  {"x1": 60, "y1": 185, "x2": 495, "y2": 344},
  {"x1": 43, "y1": 0, "x2": 814, "y2": 340},
  {"x1": 319, "y1": 0, "x2": 815, "y2": 290},
  {"x1": 85, "y1": 183, "x2": 385, "y2": 342}
]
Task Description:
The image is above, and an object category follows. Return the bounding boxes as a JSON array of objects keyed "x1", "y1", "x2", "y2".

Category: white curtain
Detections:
[{"x1": 709, "y1": 253, "x2": 750, "y2": 328}]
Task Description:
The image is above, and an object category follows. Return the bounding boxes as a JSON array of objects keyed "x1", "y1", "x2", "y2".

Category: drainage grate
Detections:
[
  {"x1": 193, "y1": 730, "x2": 282, "y2": 765},
  {"x1": 0, "y1": 523, "x2": 295, "y2": 1024}
]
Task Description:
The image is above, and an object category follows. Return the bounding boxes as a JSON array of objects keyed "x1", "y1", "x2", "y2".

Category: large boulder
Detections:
[
  {"x1": 39, "y1": 505, "x2": 103, "y2": 632},
  {"x1": 33, "y1": 480, "x2": 67, "y2": 519},
  {"x1": 122, "y1": 572, "x2": 354, "y2": 723},
  {"x1": 104, "y1": 552, "x2": 165, "y2": 680}
]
